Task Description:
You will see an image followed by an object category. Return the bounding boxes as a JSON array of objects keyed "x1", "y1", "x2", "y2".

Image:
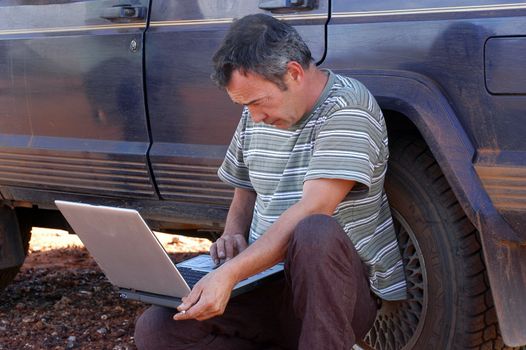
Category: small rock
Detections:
[
  {"x1": 53, "y1": 296, "x2": 71, "y2": 310},
  {"x1": 112, "y1": 345, "x2": 129, "y2": 350},
  {"x1": 114, "y1": 306, "x2": 125, "y2": 313},
  {"x1": 97, "y1": 327, "x2": 108, "y2": 335},
  {"x1": 113, "y1": 328, "x2": 126, "y2": 338},
  {"x1": 0, "y1": 326, "x2": 6, "y2": 331},
  {"x1": 22, "y1": 317, "x2": 34, "y2": 323},
  {"x1": 100, "y1": 314, "x2": 108, "y2": 320},
  {"x1": 66, "y1": 335, "x2": 76, "y2": 349}
]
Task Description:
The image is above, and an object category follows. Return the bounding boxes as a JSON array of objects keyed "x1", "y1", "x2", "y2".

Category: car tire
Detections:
[
  {"x1": 0, "y1": 207, "x2": 32, "y2": 290},
  {"x1": 364, "y1": 137, "x2": 519, "y2": 350}
]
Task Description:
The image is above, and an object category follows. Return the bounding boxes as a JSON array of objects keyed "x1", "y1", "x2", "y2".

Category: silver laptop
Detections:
[{"x1": 54, "y1": 200, "x2": 283, "y2": 309}]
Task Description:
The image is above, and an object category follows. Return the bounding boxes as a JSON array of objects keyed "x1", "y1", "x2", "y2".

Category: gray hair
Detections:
[{"x1": 211, "y1": 14, "x2": 313, "y2": 90}]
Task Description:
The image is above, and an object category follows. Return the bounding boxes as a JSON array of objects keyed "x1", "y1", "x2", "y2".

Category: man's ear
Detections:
[{"x1": 286, "y1": 61, "x2": 305, "y2": 83}]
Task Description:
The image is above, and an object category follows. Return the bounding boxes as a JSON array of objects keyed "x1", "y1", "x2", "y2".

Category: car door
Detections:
[
  {"x1": 0, "y1": 0, "x2": 155, "y2": 200},
  {"x1": 146, "y1": 0, "x2": 329, "y2": 206}
]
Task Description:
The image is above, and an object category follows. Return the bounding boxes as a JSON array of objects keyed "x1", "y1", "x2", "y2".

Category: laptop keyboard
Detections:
[{"x1": 177, "y1": 266, "x2": 208, "y2": 289}]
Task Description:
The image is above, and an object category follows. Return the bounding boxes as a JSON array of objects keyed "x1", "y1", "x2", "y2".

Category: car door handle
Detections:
[
  {"x1": 101, "y1": 4, "x2": 146, "y2": 20},
  {"x1": 258, "y1": 0, "x2": 316, "y2": 12}
]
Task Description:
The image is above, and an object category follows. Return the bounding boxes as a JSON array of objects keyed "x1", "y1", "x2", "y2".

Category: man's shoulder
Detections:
[
  {"x1": 317, "y1": 73, "x2": 382, "y2": 122},
  {"x1": 332, "y1": 73, "x2": 368, "y2": 92},
  {"x1": 330, "y1": 74, "x2": 377, "y2": 108}
]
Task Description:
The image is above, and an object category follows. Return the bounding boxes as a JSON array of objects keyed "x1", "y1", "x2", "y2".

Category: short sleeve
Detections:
[
  {"x1": 217, "y1": 110, "x2": 254, "y2": 190},
  {"x1": 304, "y1": 108, "x2": 383, "y2": 190}
]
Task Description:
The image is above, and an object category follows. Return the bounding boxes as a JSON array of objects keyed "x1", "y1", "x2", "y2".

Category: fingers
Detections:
[
  {"x1": 175, "y1": 298, "x2": 223, "y2": 321},
  {"x1": 174, "y1": 290, "x2": 225, "y2": 321},
  {"x1": 210, "y1": 237, "x2": 232, "y2": 265},
  {"x1": 215, "y1": 238, "x2": 226, "y2": 262},
  {"x1": 210, "y1": 238, "x2": 225, "y2": 265},
  {"x1": 210, "y1": 234, "x2": 248, "y2": 266},
  {"x1": 210, "y1": 242, "x2": 219, "y2": 265},
  {"x1": 176, "y1": 286, "x2": 202, "y2": 313},
  {"x1": 173, "y1": 269, "x2": 236, "y2": 322}
]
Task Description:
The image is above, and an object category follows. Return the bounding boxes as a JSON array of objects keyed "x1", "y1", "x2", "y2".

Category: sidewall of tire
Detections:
[{"x1": 386, "y1": 156, "x2": 458, "y2": 349}]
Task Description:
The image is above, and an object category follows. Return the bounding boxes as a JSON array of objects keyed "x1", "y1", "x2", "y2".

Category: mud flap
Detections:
[{"x1": 478, "y1": 211, "x2": 526, "y2": 347}]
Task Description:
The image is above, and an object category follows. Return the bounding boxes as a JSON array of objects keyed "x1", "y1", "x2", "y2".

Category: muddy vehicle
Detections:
[{"x1": 0, "y1": 1, "x2": 525, "y2": 349}]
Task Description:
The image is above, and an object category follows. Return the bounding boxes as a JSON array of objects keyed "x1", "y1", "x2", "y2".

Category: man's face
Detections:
[{"x1": 226, "y1": 69, "x2": 303, "y2": 129}]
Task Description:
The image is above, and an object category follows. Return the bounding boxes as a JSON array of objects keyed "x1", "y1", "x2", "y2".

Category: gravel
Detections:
[{"x1": 0, "y1": 229, "x2": 211, "y2": 350}]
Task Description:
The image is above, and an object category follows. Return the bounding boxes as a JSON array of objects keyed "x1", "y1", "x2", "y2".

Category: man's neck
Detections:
[{"x1": 302, "y1": 67, "x2": 329, "y2": 116}]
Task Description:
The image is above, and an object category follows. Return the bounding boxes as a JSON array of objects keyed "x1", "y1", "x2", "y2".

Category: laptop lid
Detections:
[{"x1": 54, "y1": 200, "x2": 191, "y2": 298}]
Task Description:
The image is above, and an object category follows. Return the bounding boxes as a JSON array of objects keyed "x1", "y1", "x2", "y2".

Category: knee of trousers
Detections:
[
  {"x1": 289, "y1": 214, "x2": 348, "y2": 260},
  {"x1": 134, "y1": 306, "x2": 176, "y2": 349}
]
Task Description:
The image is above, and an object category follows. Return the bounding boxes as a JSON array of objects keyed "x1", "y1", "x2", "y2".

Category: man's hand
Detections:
[
  {"x1": 173, "y1": 266, "x2": 238, "y2": 321},
  {"x1": 210, "y1": 234, "x2": 248, "y2": 266}
]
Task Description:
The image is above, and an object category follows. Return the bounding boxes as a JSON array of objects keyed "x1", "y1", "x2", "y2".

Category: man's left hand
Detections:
[{"x1": 173, "y1": 267, "x2": 237, "y2": 321}]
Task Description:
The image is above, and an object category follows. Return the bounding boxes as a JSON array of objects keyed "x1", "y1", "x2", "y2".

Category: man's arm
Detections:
[
  {"x1": 175, "y1": 178, "x2": 355, "y2": 321},
  {"x1": 224, "y1": 178, "x2": 355, "y2": 279},
  {"x1": 210, "y1": 187, "x2": 256, "y2": 265}
]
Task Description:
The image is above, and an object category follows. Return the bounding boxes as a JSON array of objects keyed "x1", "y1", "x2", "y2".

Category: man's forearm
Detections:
[
  {"x1": 222, "y1": 199, "x2": 316, "y2": 282},
  {"x1": 220, "y1": 178, "x2": 355, "y2": 283},
  {"x1": 223, "y1": 187, "x2": 256, "y2": 239}
]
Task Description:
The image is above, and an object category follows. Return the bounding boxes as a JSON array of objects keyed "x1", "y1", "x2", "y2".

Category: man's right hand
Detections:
[{"x1": 210, "y1": 234, "x2": 248, "y2": 266}]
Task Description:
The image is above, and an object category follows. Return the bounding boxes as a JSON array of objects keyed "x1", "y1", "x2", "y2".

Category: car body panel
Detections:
[
  {"x1": 0, "y1": 0, "x2": 156, "y2": 199},
  {"x1": 145, "y1": 0, "x2": 329, "y2": 204}
]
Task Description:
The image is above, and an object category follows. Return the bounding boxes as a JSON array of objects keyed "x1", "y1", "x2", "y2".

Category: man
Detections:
[{"x1": 134, "y1": 14, "x2": 406, "y2": 349}]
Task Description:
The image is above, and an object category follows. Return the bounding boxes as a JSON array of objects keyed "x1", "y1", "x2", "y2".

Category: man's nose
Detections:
[{"x1": 248, "y1": 107, "x2": 267, "y2": 123}]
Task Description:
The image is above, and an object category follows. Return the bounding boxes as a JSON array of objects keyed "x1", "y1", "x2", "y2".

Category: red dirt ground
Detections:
[{"x1": 0, "y1": 228, "x2": 211, "y2": 350}]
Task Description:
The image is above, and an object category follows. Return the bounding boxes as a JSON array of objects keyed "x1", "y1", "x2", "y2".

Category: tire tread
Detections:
[{"x1": 391, "y1": 137, "x2": 519, "y2": 350}]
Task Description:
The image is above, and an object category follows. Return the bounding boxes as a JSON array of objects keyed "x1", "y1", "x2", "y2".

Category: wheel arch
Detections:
[{"x1": 330, "y1": 69, "x2": 526, "y2": 346}]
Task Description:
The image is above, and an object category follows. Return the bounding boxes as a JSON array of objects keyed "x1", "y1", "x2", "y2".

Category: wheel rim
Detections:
[{"x1": 364, "y1": 209, "x2": 428, "y2": 350}]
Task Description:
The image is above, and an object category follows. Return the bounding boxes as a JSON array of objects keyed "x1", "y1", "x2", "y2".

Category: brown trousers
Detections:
[{"x1": 134, "y1": 214, "x2": 378, "y2": 350}]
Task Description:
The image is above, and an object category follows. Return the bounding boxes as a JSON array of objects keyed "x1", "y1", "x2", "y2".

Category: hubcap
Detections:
[{"x1": 364, "y1": 209, "x2": 427, "y2": 350}]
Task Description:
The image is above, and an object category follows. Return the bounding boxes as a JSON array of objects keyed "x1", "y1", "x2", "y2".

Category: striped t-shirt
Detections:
[{"x1": 218, "y1": 70, "x2": 407, "y2": 300}]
